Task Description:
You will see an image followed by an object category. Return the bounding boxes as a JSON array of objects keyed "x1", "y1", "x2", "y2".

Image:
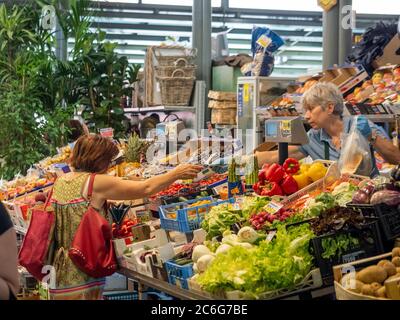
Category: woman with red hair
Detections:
[{"x1": 48, "y1": 134, "x2": 202, "y2": 299}]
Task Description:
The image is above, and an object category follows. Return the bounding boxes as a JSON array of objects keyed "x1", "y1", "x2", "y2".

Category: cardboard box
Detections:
[
  {"x1": 208, "y1": 90, "x2": 237, "y2": 101},
  {"x1": 208, "y1": 100, "x2": 237, "y2": 109},
  {"x1": 373, "y1": 36, "x2": 400, "y2": 69},
  {"x1": 211, "y1": 108, "x2": 237, "y2": 125},
  {"x1": 253, "y1": 142, "x2": 277, "y2": 153},
  {"x1": 319, "y1": 66, "x2": 368, "y2": 95}
]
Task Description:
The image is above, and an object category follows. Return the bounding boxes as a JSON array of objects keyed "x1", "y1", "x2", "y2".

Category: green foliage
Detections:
[{"x1": 0, "y1": 1, "x2": 141, "y2": 178}]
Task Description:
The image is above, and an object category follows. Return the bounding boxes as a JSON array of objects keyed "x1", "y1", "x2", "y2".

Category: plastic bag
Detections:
[
  {"x1": 338, "y1": 117, "x2": 372, "y2": 177},
  {"x1": 248, "y1": 27, "x2": 285, "y2": 77}
]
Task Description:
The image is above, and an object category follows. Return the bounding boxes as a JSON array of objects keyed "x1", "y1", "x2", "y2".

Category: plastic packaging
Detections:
[
  {"x1": 338, "y1": 116, "x2": 372, "y2": 177},
  {"x1": 249, "y1": 27, "x2": 285, "y2": 77}
]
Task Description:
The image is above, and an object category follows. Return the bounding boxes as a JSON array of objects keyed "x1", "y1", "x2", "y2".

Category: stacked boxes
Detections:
[{"x1": 208, "y1": 91, "x2": 237, "y2": 125}]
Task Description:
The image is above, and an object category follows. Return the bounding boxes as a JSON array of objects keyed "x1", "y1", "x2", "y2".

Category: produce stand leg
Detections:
[{"x1": 138, "y1": 283, "x2": 149, "y2": 300}]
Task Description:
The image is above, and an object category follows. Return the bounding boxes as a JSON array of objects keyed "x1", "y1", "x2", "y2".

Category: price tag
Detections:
[
  {"x1": 256, "y1": 34, "x2": 272, "y2": 48},
  {"x1": 100, "y1": 127, "x2": 114, "y2": 138},
  {"x1": 266, "y1": 230, "x2": 277, "y2": 242},
  {"x1": 243, "y1": 84, "x2": 250, "y2": 103},
  {"x1": 280, "y1": 120, "x2": 292, "y2": 137},
  {"x1": 263, "y1": 201, "x2": 283, "y2": 215}
]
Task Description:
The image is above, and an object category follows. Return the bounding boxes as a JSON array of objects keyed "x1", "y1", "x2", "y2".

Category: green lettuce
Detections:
[{"x1": 196, "y1": 224, "x2": 315, "y2": 298}]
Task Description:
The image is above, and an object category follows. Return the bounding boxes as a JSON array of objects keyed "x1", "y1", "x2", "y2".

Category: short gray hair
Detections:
[{"x1": 301, "y1": 82, "x2": 344, "y2": 116}]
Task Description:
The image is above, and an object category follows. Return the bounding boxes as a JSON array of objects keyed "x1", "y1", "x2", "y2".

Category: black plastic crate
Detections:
[
  {"x1": 347, "y1": 203, "x2": 400, "y2": 241},
  {"x1": 310, "y1": 221, "x2": 384, "y2": 280}
]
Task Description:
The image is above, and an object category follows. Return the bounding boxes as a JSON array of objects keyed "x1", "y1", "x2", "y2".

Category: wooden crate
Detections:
[
  {"x1": 208, "y1": 100, "x2": 237, "y2": 109},
  {"x1": 208, "y1": 91, "x2": 237, "y2": 101},
  {"x1": 211, "y1": 108, "x2": 237, "y2": 125},
  {"x1": 333, "y1": 252, "x2": 400, "y2": 300}
]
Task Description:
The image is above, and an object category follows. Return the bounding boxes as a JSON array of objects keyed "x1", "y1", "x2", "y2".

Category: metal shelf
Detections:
[
  {"x1": 118, "y1": 267, "x2": 334, "y2": 300},
  {"x1": 124, "y1": 106, "x2": 196, "y2": 113},
  {"x1": 118, "y1": 268, "x2": 209, "y2": 300}
]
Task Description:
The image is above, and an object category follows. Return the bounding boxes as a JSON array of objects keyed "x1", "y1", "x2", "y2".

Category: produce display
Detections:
[
  {"x1": 150, "y1": 173, "x2": 227, "y2": 200},
  {"x1": 112, "y1": 218, "x2": 138, "y2": 239},
  {"x1": 340, "y1": 248, "x2": 400, "y2": 299},
  {"x1": 345, "y1": 67, "x2": 400, "y2": 105},
  {"x1": 165, "y1": 199, "x2": 213, "y2": 219},
  {"x1": 39, "y1": 145, "x2": 72, "y2": 169},
  {"x1": 1, "y1": 176, "x2": 53, "y2": 200},
  {"x1": 194, "y1": 224, "x2": 315, "y2": 298}
]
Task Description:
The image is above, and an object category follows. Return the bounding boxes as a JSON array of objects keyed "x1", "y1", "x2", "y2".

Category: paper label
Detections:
[
  {"x1": 256, "y1": 34, "x2": 272, "y2": 48},
  {"x1": 280, "y1": 120, "x2": 292, "y2": 137},
  {"x1": 100, "y1": 127, "x2": 114, "y2": 138},
  {"x1": 266, "y1": 230, "x2": 277, "y2": 242},
  {"x1": 243, "y1": 84, "x2": 250, "y2": 103},
  {"x1": 263, "y1": 201, "x2": 283, "y2": 215}
]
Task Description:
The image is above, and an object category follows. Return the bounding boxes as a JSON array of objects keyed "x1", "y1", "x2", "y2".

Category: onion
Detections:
[{"x1": 352, "y1": 190, "x2": 370, "y2": 204}]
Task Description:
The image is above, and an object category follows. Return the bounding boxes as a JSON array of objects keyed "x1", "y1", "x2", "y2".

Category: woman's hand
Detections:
[{"x1": 172, "y1": 164, "x2": 203, "y2": 180}]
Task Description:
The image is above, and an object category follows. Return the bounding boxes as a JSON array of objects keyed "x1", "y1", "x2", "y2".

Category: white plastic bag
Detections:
[{"x1": 338, "y1": 116, "x2": 372, "y2": 177}]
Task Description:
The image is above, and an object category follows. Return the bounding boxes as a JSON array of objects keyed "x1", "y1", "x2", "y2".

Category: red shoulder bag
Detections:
[
  {"x1": 18, "y1": 187, "x2": 55, "y2": 281},
  {"x1": 68, "y1": 173, "x2": 117, "y2": 278}
]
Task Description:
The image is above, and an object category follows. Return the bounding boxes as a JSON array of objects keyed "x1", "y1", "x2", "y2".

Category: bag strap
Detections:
[
  {"x1": 86, "y1": 173, "x2": 108, "y2": 214},
  {"x1": 323, "y1": 141, "x2": 330, "y2": 161},
  {"x1": 44, "y1": 180, "x2": 56, "y2": 208}
]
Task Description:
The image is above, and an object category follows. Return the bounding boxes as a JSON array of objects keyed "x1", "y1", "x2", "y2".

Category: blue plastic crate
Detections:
[
  {"x1": 103, "y1": 291, "x2": 138, "y2": 300},
  {"x1": 142, "y1": 291, "x2": 174, "y2": 300},
  {"x1": 159, "y1": 196, "x2": 234, "y2": 233},
  {"x1": 165, "y1": 260, "x2": 194, "y2": 290},
  {"x1": 165, "y1": 260, "x2": 194, "y2": 279}
]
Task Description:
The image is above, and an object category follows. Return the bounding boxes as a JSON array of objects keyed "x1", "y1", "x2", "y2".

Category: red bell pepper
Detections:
[
  {"x1": 264, "y1": 163, "x2": 285, "y2": 184},
  {"x1": 262, "y1": 163, "x2": 271, "y2": 171},
  {"x1": 258, "y1": 170, "x2": 266, "y2": 182},
  {"x1": 283, "y1": 158, "x2": 300, "y2": 175},
  {"x1": 260, "y1": 182, "x2": 283, "y2": 197},
  {"x1": 252, "y1": 182, "x2": 261, "y2": 194},
  {"x1": 280, "y1": 174, "x2": 299, "y2": 195}
]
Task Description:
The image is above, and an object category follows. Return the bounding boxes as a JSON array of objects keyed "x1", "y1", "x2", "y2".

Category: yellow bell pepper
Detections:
[
  {"x1": 306, "y1": 163, "x2": 327, "y2": 182},
  {"x1": 293, "y1": 173, "x2": 310, "y2": 190},
  {"x1": 300, "y1": 164, "x2": 311, "y2": 174}
]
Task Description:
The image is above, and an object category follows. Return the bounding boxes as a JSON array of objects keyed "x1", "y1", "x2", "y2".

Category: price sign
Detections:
[
  {"x1": 266, "y1": 230, "x2": 277, "y2": 242},
  {"x1": 263, "y1": 201, "x2": 283, "y2": 215},
  {"x1": 243, "y1": 84, "x2": 250, "y2": 103},
  {"x1": 100, "y1": 128, "x2": 114, "y2": 138},
  {"x1": 280, "y1": 120, "x2": 292, "y2": 137}
]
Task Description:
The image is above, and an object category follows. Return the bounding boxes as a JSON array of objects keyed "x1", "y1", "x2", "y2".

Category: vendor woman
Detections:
[{"x1": 256, "y1": 82, "x2": 400, "y2": 177}]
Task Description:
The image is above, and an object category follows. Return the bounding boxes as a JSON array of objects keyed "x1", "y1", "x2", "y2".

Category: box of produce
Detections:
[
  {"x1": 253, "y1": 159, "x2": 331, "y2": 199},
  {"x1": 164, "y1": 260, "x2": 194, "y2": 290},
  {"x1": 347, "y1": 166, "x2": 400, "y2": 241},
  {"x1": 224, "y1": 268, "x2": 322, "y2": 300},
  {"x1": 333, "y1": 247, "x2": 400, "y2": 300},
  {"x1": 159, "y1": 196, "x2": 234, "y2": 233},
  {"x1": 192, "y1": 223, "x2": 321, "y2": 299},
  {"x1": 123, "y1": 242, "x2": 175, "y2": 278},
  {"x1": 310, "y1": 207, "x2": 384, "y2": 280}
]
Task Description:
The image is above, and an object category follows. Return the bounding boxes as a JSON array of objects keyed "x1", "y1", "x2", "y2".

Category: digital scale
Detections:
[{"x1": 264, "y1": 116, "x2": 309, "y2": 165}]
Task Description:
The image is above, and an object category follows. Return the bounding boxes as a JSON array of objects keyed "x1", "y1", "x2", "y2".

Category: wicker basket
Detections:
[
  {"x1": 156, "y1": 69, "x2": 195, "y2": 106},
  {"x1": 154, "y1": 49, "x2": 197, "y2": 66},
  {"x1": 333, "y1": 252, "x2": 400, "y2": 300},
  {"x1": 155, "y1": 58, "x2": 197, "y2": 77}
]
